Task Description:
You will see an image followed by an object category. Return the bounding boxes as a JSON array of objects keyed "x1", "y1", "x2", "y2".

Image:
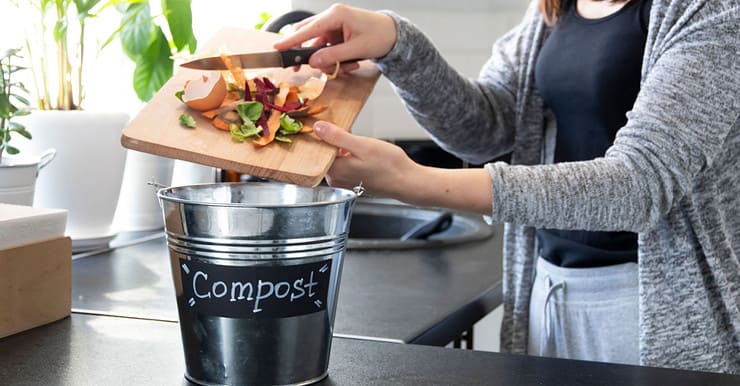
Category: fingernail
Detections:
[
  {"x1": 314, "y1": 121, "x2": 328, "y2": 134},
  {"x1": 312, "y1": 54, "x2": 324, "y2": 67}
]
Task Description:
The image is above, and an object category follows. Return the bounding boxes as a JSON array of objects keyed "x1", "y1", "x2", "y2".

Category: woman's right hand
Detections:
[{"x1": 273, "y1": 4, "x2": 397, "y2": 74}]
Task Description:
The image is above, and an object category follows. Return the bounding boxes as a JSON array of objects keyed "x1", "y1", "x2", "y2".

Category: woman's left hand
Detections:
[
  {"x1": 313, "y1": 121, "x2": 494, "y2": 215},
  {"x1": 313, "y1": 121, "x2": 418, "y2": 199}
]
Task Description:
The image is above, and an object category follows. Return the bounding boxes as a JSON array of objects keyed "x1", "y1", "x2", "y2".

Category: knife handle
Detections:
[{"x1": 279, "y1": 47, "x2": 322, "y2": 67}]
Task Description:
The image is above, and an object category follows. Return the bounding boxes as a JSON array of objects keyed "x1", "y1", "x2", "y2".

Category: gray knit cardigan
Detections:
[{"x1": 376, "y1": 0, "x2": 740, "y2": 373}]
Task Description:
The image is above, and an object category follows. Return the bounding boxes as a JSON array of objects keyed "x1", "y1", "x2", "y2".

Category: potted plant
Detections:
[
  {"x1": 8, "y1": 0, "x2": 195, "y2": 250},
  {"x1": 0, "y1": 47, "x2": 56, "y2": 206},
  {"x1": 5, "y1": 0, "x2": 128, "y2": 250},
  {"x1": 109, "y1": 0, "x2": 203, "y2": 231},
  {"x1": 0, "y1": 48, "x2": 31, "y2": 160}
]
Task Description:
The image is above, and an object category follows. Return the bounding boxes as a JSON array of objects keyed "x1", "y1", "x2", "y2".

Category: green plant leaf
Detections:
[
  {"x1": 11, "y1": 80, "x2": 29, "y2": 92},
  {"x1": 230, "y1": 120, "x2": 261, "y2": 142},
  {"x1": 0, "y1": 99, "x2": 9, "y2": 117},
  {"x1": 236, "y1": 101, "x2": 263, "y2": 123},
  {"x1": 11, "y1": 93, "x2": 30, "y2": 107},
  {"x1": 274, "y1": 134, "x2": 292, "y2": 143},
  {"x1": 188, "y1": 33, "x2": 197, "y2": 54},
  {"x1": 0, "y1": 48, "x2": 22, "y2": 60},
  {"x1": 161, "y1": 0, "x2": 195, "y2": 52},
  {"x1": 132, "y1": 26, "x2": 173, "y2": 101},
  {"x1": 120, "y1": 1, "x2": 155, "y2": 60},
  {"x1": 5, "y1": 145, "x2": 19, "y2": 155},
  {"x1": 73, "y1": 0, "x2": 102, "y2": 17},
  {"x1": 53, "y1": 19, "x2": 68, "y2": 42},
  {"x1": 10, "y1": 126, "x2": 32, "y2": 140},
  {"x1": 178, "y1": 113, "x2": 196, "y2": 128},
  {"x1": 279, "y1": 113, "x2": 303, "y2": 134},
  {"x1": 229, "y1": 124, "x2": 245, "y2": 143},
  {"x1": 38, "y1": 0, "x2": 52, "y2": 12},
  {"x1": 254, "y1": 12, "x2": 272, "y2": 31}
]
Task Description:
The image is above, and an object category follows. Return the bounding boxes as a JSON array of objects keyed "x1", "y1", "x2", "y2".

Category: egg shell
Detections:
[{"x1": 182, "y1": 72, "x2": 227, "y2": 111}]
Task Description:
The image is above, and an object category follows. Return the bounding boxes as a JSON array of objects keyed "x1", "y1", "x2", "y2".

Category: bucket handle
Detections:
[
  {"x1": 352, "y1": 182, "x2": 365, "y2": 197},
  {"x1": 147, "y1": 178, "x2": 168, "y2": 191},
  {"x1": 37, "y1": 148, "x2": 56, "y2": 170}
]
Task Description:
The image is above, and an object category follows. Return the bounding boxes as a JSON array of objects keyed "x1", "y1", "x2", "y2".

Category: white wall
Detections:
[
  {"x1": 290, "y1": 0, "x2": 529, "y2": 140},
  {"x1": 1, "y1": 0, "x2": 528, "y2": 140}
]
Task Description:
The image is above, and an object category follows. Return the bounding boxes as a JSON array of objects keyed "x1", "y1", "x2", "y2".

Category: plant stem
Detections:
[
  {"x1": 55, "y1": 2, "x2": 66, "y2": 109},
  {"x1": 1, "y1": 56, "x2": 8, "y2": 160},
  {"x1": 77, "y1": 20, "x2": 85, "y2": 108},
  {"x1": 56, "y1": 1, "x2": 76, "y2": 110}
]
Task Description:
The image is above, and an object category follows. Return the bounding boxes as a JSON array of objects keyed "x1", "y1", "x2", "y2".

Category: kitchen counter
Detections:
[
  {"x1": 1, "y1": 313, "x2": 737, "y2": 386},
  {"x1": 72, "y1": 221, "x2": 502, "y2": 345}
]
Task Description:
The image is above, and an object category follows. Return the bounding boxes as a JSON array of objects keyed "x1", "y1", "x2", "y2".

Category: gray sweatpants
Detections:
[{"x1": 527, "y1": 257, "x2": 639, "y2": 365}]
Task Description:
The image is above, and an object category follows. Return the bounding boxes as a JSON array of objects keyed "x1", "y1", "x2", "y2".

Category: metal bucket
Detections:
[{"x1": 158, "y1": 182, "x2": 357, "y2": 386}]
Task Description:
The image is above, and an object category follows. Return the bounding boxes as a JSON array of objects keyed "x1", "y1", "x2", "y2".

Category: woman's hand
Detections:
[
  {"x1": 273, "y1": 4, "x2": 397, "y2": 74},
  {"x1": 313, "y1": 121, "x2": 416, "y2": 199},
  {"x1": 314, "y1": 121, "x2": 494, "y2": 215}
]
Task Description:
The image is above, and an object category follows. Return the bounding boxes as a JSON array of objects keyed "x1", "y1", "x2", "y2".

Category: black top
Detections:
[{"x1": 534, "y1": 0, "x2": 651, "y2": 268}]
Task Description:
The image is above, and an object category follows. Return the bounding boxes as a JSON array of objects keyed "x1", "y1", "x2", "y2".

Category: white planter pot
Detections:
[
  {"x1": 17, "y1": 111, "x2": 128, "y2": 251},
  {"x1": 170, "y1": 160, "x2": 216, "y2": 186},
  {"x1": 0, "y1": 150, "x2": 56, "y2": 206},
  {"x1": 113, "y1": 150, "x2": 174, "y2": 231}
]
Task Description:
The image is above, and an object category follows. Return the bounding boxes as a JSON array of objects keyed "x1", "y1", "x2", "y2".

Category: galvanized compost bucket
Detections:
[{"x1": 158, "y1": 182, "x2": 358, "y2": 386}]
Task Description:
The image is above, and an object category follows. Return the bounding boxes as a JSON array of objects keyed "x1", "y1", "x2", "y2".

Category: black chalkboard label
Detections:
[{"x1": 179, "y1": 259, "x2": 333, "y2": 319}]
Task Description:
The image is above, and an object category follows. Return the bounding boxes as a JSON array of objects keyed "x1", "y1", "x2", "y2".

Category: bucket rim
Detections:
[{"x1": 157, "y1": 181, "x2": 357, "y2": 208}]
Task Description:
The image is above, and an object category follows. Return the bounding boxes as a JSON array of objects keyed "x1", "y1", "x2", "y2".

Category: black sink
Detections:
[{"x1": 347, "y1": 200, "x2": 493, "y2": 250}]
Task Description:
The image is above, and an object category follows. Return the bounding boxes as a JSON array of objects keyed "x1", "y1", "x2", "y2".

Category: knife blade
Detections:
[{"x1": 180, "y1": 47, "x2": 322, "y2": 70}]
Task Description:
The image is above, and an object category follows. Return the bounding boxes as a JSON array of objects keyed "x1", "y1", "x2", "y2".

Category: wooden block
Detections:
[{"x1": 0, "y1": 237, "x2": 72, "y2": 338}]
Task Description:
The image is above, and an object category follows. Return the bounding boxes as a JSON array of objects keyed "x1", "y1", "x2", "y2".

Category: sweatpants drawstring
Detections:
[{"x1": 540, "y1": 275, "x2": 566, "y2": 355}]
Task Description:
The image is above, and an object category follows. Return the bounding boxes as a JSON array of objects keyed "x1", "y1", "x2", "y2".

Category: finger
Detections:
[
  {"x1": 319, "y1": 61, "x2": 360, "y2": 75},
  {"x1": 341, "y1": 62, "x2": 361, "y2": 72},
  {"x1": 272, "y1": 15, "x2": 320, "y2": 49},
  {"x1": 308, "y1": 42, "x2": 357, "y2": 68},
  {"x1": 288, "y1": 38, "x2": 328, "y2": 72},
  {"x1": 326, "y1": 157, "x2": 362, "y2": 189},
  {"x1": 291, "y1": 14, "x2": 319, "y2": 31},
  {"x1": 309, "y1": 36, "x2": 328, "y2": 48},
  {"x1": 314, "y1": 121, "x2": 371, "y2": 156},
  {"x1": 273, "y1": 15, "x2": 340, "y2": 50}
]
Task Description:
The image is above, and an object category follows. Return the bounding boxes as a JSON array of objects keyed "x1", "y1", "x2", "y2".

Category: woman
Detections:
[{"x1": 274, "y1": 0, "x2": 740, "y2": 373}]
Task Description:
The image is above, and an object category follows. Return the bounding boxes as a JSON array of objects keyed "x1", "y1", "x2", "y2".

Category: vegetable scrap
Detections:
[
  {"x1": 179, "y1": 113, "x2": 197, "y2": 128},
  {"x1": 176, "y1": 62, "x2": 332, "y2": 147},
  {"x1": 325, "y1": 61, "x2": 341, "y2": 81}
]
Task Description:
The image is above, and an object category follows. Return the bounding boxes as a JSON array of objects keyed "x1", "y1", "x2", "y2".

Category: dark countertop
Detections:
[
  {"x1": 1, "y1": 314, "x2": 738, "y2": 386},
  {"x1": 71, "y1": 224, "x2": 503, "y2": 345}
]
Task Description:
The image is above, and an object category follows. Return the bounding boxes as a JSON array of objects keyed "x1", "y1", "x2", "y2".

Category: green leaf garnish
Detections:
[
  {"x1": 236, "y1": 101, "x2": 264, "y2": 123},
  {"x1": 227, "y1": 83, "x2": 245, "y2": 99},
  {"x1": 230, "y1": 121, "x2": 262, "y2": 142},
  {"x1": 179, "y1": 113, "x2": 197, "y2": 128},
  {"x1": 279, "y1": 113, "x2": 303, "y2": 134},
  {"x1": 275, "y1": 134, "x2": 293, "y2": 143}
]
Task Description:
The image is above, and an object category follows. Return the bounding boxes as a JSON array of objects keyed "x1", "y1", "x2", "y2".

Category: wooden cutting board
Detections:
[{"x1": 121, "y1": 28, "x2": 380, "y2": 187}]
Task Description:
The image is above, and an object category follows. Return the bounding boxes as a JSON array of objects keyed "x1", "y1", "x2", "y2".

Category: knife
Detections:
[{"x1": 180, "y1": 47, "x2": 322, "y2": 70}]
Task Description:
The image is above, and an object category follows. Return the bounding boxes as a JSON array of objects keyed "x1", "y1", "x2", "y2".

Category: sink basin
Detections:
[{"x1": 347, "y1": 200, "x2": 493, "y2": 250}]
